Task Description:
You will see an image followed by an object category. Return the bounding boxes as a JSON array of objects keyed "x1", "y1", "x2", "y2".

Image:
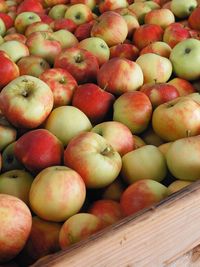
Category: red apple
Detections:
[
  {"x1": 109, "y1": 43, "x2": 139, "y2": 61},
  {"x1": 50, "y1": 18, "x2": 77, "y2": 32},
  {"x1": 97, "y1": 57, "x2": 143, "y2": 95},
  {"x1": 72, "y1": 83, "x2": 115, "y2": 124},
  {"x1": 168, "y1": 77, "x2": 196, "y2": 96},
  {"x1": 0, "y1": 194, "x2": 32, "y2": 263},
  {"x1": 25, "y1": 21, "x2": 52, "y2": 36},
  {"x1": 188, "y1": 6, "x2": 200, "y2": 31},
  {"x1": 54, "y1": 47, "x2": 99, "y2": 84},
  {"x1": 98, "y1": 0, "x2": 128, "y2": 13},
  {"x1": 70, "y1": 0, "x2": 96, "y2": 10},
  {"x1": 74, "y1": 20, "x2": 95, "y2": 41},
  {"x1": 38, "y1": 13, "x2": 54, "y2": 24},
  {"x1": 4, "y1": 33, "x2": 27, "y2": 43},
  {"x1": 0, "y1": 12, "x2": 13, "y2": 29},
  {"x1": 89, "y1": 199, "x2": 123, "y2": 226},
  {"x1": 17, "y1": 0, "x2": 44, "y2": 14},
  {"x1": 140, "y1": 82, "x2": 180, "y2": 108},
  {"x1": 14, "y1": 129, "x2": 63, "y2": 173},
  {"x1": 40, "y1": 68, "x2": 78, "y2": 107}
]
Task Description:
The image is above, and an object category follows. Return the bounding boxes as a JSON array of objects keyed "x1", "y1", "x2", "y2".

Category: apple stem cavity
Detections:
[
  {"x1": 101, "y1": 146, "x2": 114, "y2": 156},
  {"x1": 185, "y1": 48, "x2": 191, "y2": 54},
  {"x1": 75, "y1": 54, "x2": 83, "y2": 64}
]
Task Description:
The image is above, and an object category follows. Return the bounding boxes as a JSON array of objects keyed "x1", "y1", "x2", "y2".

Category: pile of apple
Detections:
[{"x1": 0, "y1": 0, "x2": 200, "y2": 265}]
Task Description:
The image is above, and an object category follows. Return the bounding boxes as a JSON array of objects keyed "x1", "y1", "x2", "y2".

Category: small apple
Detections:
[
  {"x1": 102, "y1": 178, "x2": 125, "y2": 201},
  {"x1": 50, "y1": 18, "x2": 77, "y2": 32},
  {"x1": 128, "y1": 2, "x2": 152, "y2": 24},
  {"x1": 16, "y1": 0, "x2": 44, "y2": 14},
  {"x1": 4, "y1": 33, "x2": 27, "y2": 43},
  {"x1": 74, "y1": 19, "x2": 95, "y2": 41}
]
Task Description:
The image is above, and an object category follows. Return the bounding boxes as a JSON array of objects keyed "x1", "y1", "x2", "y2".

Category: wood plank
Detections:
[{"x1": 32, "y1": 181, "x2": 200, "y2": 267}]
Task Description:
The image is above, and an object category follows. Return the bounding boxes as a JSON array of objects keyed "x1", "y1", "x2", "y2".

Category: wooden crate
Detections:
[{"x1": 32, "y1": 180, "x2": 200, "y2": 267}]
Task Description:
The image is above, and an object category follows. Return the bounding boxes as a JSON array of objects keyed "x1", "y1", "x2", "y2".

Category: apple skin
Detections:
[
  {"x1": 120, "y1": 179, "x2": 169, "y2": 216},
  {"x1": 140, "y1": 41, "x2": 172, "y2": 58},
  {"x1": 38, "y1": 13, "x2": 54, "y2": 24},
  {"x1": 14, "y1": 11, "x2": 41, "y2": 33},
  {"x1": 136, "y1": 53, "x2": 172, "y2": 83},
  {"x1": 17, "y1": 55, "x2": 50, "y2": 77},
  {"x1": 78, "y1": 37, "x2": 110, "y2": 66},
  {"x1": 51, "y1": 29, "x2": 79, "y2": 49},
  {"x1": 16, "y1": 0, "x2": 44, "y2": 14},
  {"x1": 128, "y1": 2, "x2": 151, "y2": 24},
  {"x1": 48, "y1": 4, "x2": 68, "y2": 20},
  {"x1": 29, "y1": 166, "x2": 86, "y2": 222},
  {"x1": 98, "y1": 0, "x2": 128, "y2": 13},
  {"x1": 70, "y1": 0, "x2": 96, "y2": 10},
  {"x1": 64, "y1": 131, "x2": 122, "y2": 188},
  {"x1": 144, "y1": 8, "x2": 175, "y2": 29},
  {"x1": 26, "y1": 31, "x2": 62, "y2": 65},
  {"x1": 0, "y1": 17, "x2": 6, "y2": 36},
  {"x1": 167, "y1": 77, "x2": 196, "y2": 96},
  {"x1": 14, "y1": 129, "x2": 63, "y2": 174},
  {"x1": 141, "y1": 127, "x2": 164, "y2": 147},
  {"x1": 166, "y1": 135, "x2": 200, "y2": 181},
  {"x1": 0, "y1": 117, "x2": 17, "y2": 154},
  {"x1": 140, "y1": 82, "x2": 180, "y2": 108},
  {"x1": 171, "y1": 0, "x2": 197, "y2": 19},
  {"x1": 50, "y1": 18, "x2": 77, "y2": 32},
  {"x1": 163, "y1": 23, "x2": 190, "y2": 48},
  {"x1": 74, "y1": 20, "x2": 95, "y2": 41},
  {"x1": 0, "y1": 194, "x2": 32, "y2": 263},
  {"x1": 72, "y1": 83, "x2": 115, "y2": 124},
  {"x1": 91, "y1": 11, "x2": 128, "y2": 47},
  {"x1": 113, "y1": 91, "x2": 152, "y2": 134},
  {"x1": 0, "y1": 12, "x2": 14, "y2": 29},
  {"x1": 88, "y1": 199, "x2": 123, "y2": 226},
  {"x1": 97, "y1": 58, "x2": 143, "y2": 95},
  {"x1": 133, "y1": 135, "x2": 146, "y2": 149},
  {"x1": 0, "y1": 40, "x2": 29, "y2": 62},
  {"x1": 40, "y1": 68, "x2": 78, "y2": 107},
  {"x1": 59, "y1": 213, "x2": 103, "y2": 249},
  {"x1": 168, "y1": 180, "x2": 192, "y2": 194},
  {"x1": 25, "y1": 21, "x2": 53, "y2": 37},
  {"x1": 152, "y1": 95, "x2": 200, "y2": 142},
  {"x1": 16, "y1": 216, "x2": 61, "y2": 266},
  {"x1": 158, "y1": 142, "x2": 173, "y2": 156},
  {"x1": 102, "y1": 178, "x2": 125, "y2": 201},
  {"x1": 43, "y1": 0, "x2": 70, "y2": 8},
  {"x1": 0, "y1": 169, "x2": 34, "y2": 205},
  {"x1": 4, "y1": 33, "x2": 27, "y2": 43},
  {"x1": 0, "y1": 75, "x2": 54, "y2": 129},
  {"x1": 110, "y1": 43, "x2": 139, "y2": 61},
  {"x1": 169, "y1": 38, "x2": 200, "y2": 81},
  {"x1": 54, "y1": 47, "x2": 99, "y2": 84},
  {"x1": 91, "y1": 121, "x2": 134, "y2": 156},
  {"x1": 133, "y1": 24, "x2": 164, "y2": 50},
  {"x1": 64, "y1": 3, "x2": 93, "y2": 25},
  {"x1": 0, "y1": 51, "x2": 20, "y2": 89},
  {"x1": 45, "y1": 106, "x2": 92, "y2": 147},
  {"x1": 188, "y1": 6, "x2": 200, "y2": 31},
  {"x1": 1, "y1": 142, "x2": 23, "y2": 171}
]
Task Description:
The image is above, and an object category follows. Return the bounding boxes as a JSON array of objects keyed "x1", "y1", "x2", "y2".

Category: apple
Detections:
[
  {"x1": 141, "y1": 127, "x2": 164, "y2": 146},
  {"x1": 54, "y1": 47, "x2": 99, "y2": 84},
  {"x1": 0, "y1": 194, "x2": 32, "y2": 263},
  {"x1": 40, "y1": 68, "x2": 78, "y2": 107},
  {"x1": 171, "y1": 0, "x2": 197, "y2": 19},
  {"x1": 0, "y1": 0, "x2": 8, "y2": 13},
  {"x1": 25, "y1": 21, "x2": 53, "y2": 36},
  {"x1": 0, "y1": 169, "x2": 34, "y2": 205},
  {"x1": 48, "y1": 4, "x2": 68, "y2": 20},
  {"x1": 188, "y1": 6, "x2": 200, "y2": 31},
  {"x1": 17, "y1": 55, "x2": 50, "y2": 77},
  {"x1": 74, "y1": 19, "x2": 95, "y2": 40},
  {"x1": 140, "y1": 82, "x2": 180, "y2": 108},
  {"x1": 169, "y1": 38, "x2": 200, "y2": 80},
  {"x1": 0, "y1": 75, "x2": 54, "y2": 129},
  {"x1": 133, "y1": 24, "x2": 164, "y2": 50},
  {"x1": 140, "y1": 41, "x2": 172, "y2": 58},
  {"x1": 38, "y1": 13, "x2": 54, "y2": 24},
  {"x1": 158, "y1": 142, "x2": 173, "y2": 156},
  {"x1": 16, "y1": 0, "x2": 44, "y2": 14},
  {"x1": 152, "y1": 95, "x2": 200, "y2": 141},
  {"x1": 97, "y1": 58, "x2": 143, "y2": 95},
  {"x1": 136, "y1": 53, "x2": 172, "y2": 83},
  {"x1": 120, "y1": 179, "x2": 169, "y2": 216},
  {"x1": 64, "y1": 3, "x2": 93, "y2": 25},
  {"x1": 144, "y1": 8, "x2": 175, "y2": 29},
  {"x1": 1, "y1": 142, "x2": 23, "y2": 171},
  {"x1": 168, "y1": 77, "x2": 196, "y2": 96},
  {"x1": 0, "y1": 12, "x2": 14, "y2": 29},
  {"x1": 29, "y1": 166, "x2": 86, "y2": 222},
  {"x1": 45, "y1": 106, "x2": 92, "y2": 147},
  {"x1": 0, "y1": 40, "x2": 29, "y2": 62},
  {"x1": 128, "y1": 2, "x2": 152, "y2": 24},
  {"x1": 43, "y1": 0, "x2": 70, "y2": 8},
  {"x1": 26, "y1": 31, "x2": 62, "y2": 65},
  {"x1": 166, "y1": 135, "x2": 200, "y2": 181},
  {"x1": 0, "y1": 51, "x2": 20, "y2": 89},
  {"x1": 102, "y1": 178, "x2": 125, "y2": 201},
  {"x1": 78, "y1": 37, "x2": 110, "y2": 66},
  {"x1": 0, "y1": 115, "x2": 17, "y2": 152},
  {"x1": 59, "y1": 213, "x2": 103, "y2": 249},
  {"x1": 14, "y1": 11, "x2": 41, "y2": 33},
  {"x1": 89, "y1": 199, "x2": 123, "y2": 226},
  {"x1": 122, "y1": 145, "x2": 167, "y2": 184},
  {"x1": 16, "y1": 216, "x2": 61, "y2": 266},
  {"x1": 91, "y1": 11, "x2": 128, "y2": 47},
  {"x1": 4, "y1": 33, "x2": 27, "y2": 43},
  {"x1": 133, "y1": 134, "x2": 146, "y2": 149},
  {"x1": 70, "y1": 0, "x2": 96, "y2": 10},
  {"x1": 50, "y1": 18, "x2": 77, "y2": 32},
  {"x1": 113, "y1": 91, "x2": 152, "y2": 134},
  {"x1": 51, "y1": 29, "x2": 79, "y2": 49},
  {"x1": 64, "y1": 131, "x2": 122, "y2": 188},
  {"x1": 163, "y1": 23, "x2": 190, "y2": 48},
  {"x1": 72, "y1": 83, "x2": 115, "y2": 124},
  {"x1": 91, "y1": 121, "x2": 134, "y2": 156},
  {"x1": 144, "y1": 1, "x2": 161, "y2": 9},
  {"x1": 110, "y1": 43, "x2": 139, "y2": 61},
  {"x1": 98, "y1": 0, "x2": 128, "y2": 13},
  {"x1": 168, "y1": 180, "x2": 193, "y2": 194}
]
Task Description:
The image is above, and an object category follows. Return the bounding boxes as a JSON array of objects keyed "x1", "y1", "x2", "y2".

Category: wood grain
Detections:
[{"x1": 32, "y1": 181, "x2": 200, "y2": 267}]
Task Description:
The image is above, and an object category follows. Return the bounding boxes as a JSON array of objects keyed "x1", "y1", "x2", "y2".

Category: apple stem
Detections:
[
  {"x1": 103, "y1": 84, "x2": 108, "y2": 91},
  {"x1": 186, "y1": 130, "x2": 191, "y2": 137},
  {"x1": 101, "y1": 146, "x2": 113, "y2": 156}
]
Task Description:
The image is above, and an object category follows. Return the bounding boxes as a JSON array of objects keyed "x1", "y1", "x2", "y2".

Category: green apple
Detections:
[
  {"x1": 0, "y1": 40, "x2": 29, "y2": 62},
  {"x1": 14, "y1": 12, "x2": 41, "y2": 34},
  {"x1": 122, "y1": 145, "x2": 167, "y2": 184},
  {"x1": 0, "y1": 18, "x2": 6, "y2": 36},
  {"x1": 171, "y1": 0, "x2": 197, "y2": 19},
  {"x1": 64, "y1": 4, "x2": 93, "y2": 25},
  {"x1": 52, "y1": 29, "x2": 78, "y2": 49},
  {"x1": 170, "y1": 38, "x2": 200, "y2": 81},
  {"x1": 0, "y1": 170, "x2": 34, "y2": 205},
  {"x1": 48, "y1": 4, "x2": 69, "y2": 20}
]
